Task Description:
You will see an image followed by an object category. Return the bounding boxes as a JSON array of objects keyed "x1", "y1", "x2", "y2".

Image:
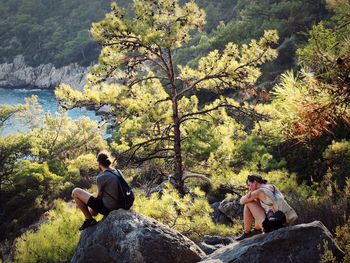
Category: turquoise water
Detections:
[{"x1": 0, "y1": 87, "x2": 100, "y2": 134}]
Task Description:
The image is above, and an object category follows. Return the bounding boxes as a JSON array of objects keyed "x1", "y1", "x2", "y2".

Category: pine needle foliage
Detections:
[
  {"x1": 133, "y1": 185, "x2": 240, "y2": 241},
  {"x1": 56, "y1": 0, "x2": 278, "y2": 193},
  {"x1": 14, "y1": 201, "x2": 83, "y2": 263}
]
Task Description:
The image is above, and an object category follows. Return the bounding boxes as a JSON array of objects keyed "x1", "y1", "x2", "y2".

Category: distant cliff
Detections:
[{"x1": 0, "y1": 56, "x2": 88, "y2": 90}]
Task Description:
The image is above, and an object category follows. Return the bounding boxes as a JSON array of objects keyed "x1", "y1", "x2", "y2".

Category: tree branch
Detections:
[
  {"x1": 103, "y1": 34, "x2": 170, "y2": 74},
  {"x1": 155, "y1": 97, "x2": 172, "y2": 105},
  {"x1": 134, "y1": 154, "x2": 175, "y2": 164},
  {"x1": 128, "y1": 76, "x2": 168, "y2": 88},
  {"x1": 179, "y1": 116, "x2": 210, "y2": 124},
  {"x1": 176, "y1": 48, "x2": 270, "y2": 99},
  {"x1": 182, "y1": 171, "x2": 211, "y2": 183},
  {"x1": 121, "y1": 136, "x2": 174, "y2": 156},
  {"x1": 176, "y1": 72, "x2": 228, "y2": 99}
]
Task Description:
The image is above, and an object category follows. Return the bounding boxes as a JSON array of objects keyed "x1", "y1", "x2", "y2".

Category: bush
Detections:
[
  {"x1": 320, "y1": 218, "x2": 350, "y2": 263},
  {"x1": 323, "y1": 140, "x2": 350, "y2": 189},
  {"x1": 66, "y1": 153, "x2": 98, "y2": 185},
  {"x1": 14, "y1": 201, "x2": 83, "y2": 263},
  {"x1": 335, "y1": 219, "x2": 350, "y2": 263},
  {"x1": 133, "y1": 185, "x2": 240, "y2": 242},
  {"x1": 288, "y1": 177, "x2": 350, "y2": 232}
]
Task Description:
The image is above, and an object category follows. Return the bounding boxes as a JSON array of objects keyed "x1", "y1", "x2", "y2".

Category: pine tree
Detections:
[{"x1": 56, "y1": 0, "x2": 278, "y2": 194}]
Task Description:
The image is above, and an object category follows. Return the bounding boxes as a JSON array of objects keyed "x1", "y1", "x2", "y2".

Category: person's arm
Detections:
[
  {"x1": 240, "y1": 189, "x2": 261, "y2": 205},
  {"x1": 96, "y1": 189, "x2": 102, "y2": 198},
  {"x1": 96, "y1": 175, "x2": 105, "y2": 199}
]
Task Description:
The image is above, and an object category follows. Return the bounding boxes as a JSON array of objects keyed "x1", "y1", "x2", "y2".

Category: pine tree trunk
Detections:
[
  {"x1": 172, "y1": 101, "x2": 185, "y2": 195},
  {"x1": 168, "y1": 48, "x2": 185, "y2": 195}
]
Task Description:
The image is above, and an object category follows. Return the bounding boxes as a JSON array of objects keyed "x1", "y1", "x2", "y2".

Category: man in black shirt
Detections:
[{"x1": 72, "y1": 150, "x2": 121, "y2": 230}]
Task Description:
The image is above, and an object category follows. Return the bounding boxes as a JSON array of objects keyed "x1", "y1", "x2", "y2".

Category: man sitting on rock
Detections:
[
  {"x1": 236, "y1": 174, "x2": 298, "y2": 240},
  {"x1": 72, "y1": 150, "x2": 122, "y2": 230}
]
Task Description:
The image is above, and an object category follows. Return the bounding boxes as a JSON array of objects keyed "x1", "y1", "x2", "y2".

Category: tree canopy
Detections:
[
  {"x1": 1, "y1": 1, "x2": 350, "y2": 261},
  {"x1": 56, "y1": 0, "x2": 279, "y2": 193},
  {"x1": 0, "y1": 0, "x2": 239, "y2": 67}
]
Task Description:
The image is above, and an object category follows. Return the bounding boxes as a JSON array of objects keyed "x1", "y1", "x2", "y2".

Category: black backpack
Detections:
[
  {"x1": 262, "y1": 210, "x2": 286, "y2": 233},
  {"x1": 108, "y1": 169, "x2": 135, "y2": 210}
]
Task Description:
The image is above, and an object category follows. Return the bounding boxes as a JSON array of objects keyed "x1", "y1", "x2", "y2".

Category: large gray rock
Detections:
[
  {"x1": 0, "y1": 55, "x2": 87, "y2": 89},
  {"x1": 217, "y1": 198, "x2": 243, "y2": 221},
  {"x1": 200, "y1": 221, "x2": 344, "y2": 263},
  {"x1": 198, "y1": 235, "x2": 235, "y2": 255},
  {"x1": 210, "y1": 202, "x2": 232, "y2": 225},
  {"x1": 71, "y1": 209, "x2": 205, "y2": 263}
]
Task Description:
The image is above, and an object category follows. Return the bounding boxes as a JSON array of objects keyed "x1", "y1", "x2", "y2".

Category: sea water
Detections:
[{"x1": 0, "y1": 87, "x2": 100, "y2": 134}]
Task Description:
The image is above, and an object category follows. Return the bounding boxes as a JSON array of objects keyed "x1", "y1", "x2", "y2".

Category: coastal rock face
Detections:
[
  {"x1": 199, "y1": 221, "x2": 344, "y2": 263},
  {"x1": 71, "y1": 209, "x2": 205, "y2": 263},
  {"x1": 0, "y1": 55, "x2": 88, "y2": 89}
]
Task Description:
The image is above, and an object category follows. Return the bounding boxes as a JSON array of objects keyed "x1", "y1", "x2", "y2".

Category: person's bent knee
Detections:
[
  {"x1": 245, "y1": 200, "x2": 259, "y2": 205},
  {"x1": 90, "y1": 208, "x2": 98, "y2": 217},
  {"x1": 72, "y1": 187, "x2": 82, "y2": 198}
]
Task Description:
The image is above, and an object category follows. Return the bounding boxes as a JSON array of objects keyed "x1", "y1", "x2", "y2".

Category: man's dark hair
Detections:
[
  {"x1": 97, "y1": 151, "x2": 112, "y2": 167},
  {"x1": 246, "y1": 174, "x2": 267, "y2": 184}
]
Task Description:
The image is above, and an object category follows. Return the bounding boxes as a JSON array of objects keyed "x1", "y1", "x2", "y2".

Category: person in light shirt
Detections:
[{"x1": 236, "y1": 174, "x2": 298, "y2": 241}]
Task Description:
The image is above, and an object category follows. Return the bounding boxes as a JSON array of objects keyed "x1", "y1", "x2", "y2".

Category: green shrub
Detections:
[
  {"x1": 289, "y1": 178, "x2": 350, "y2": 232},
  {"x1": 323, "y1": 140, "x2": 350, "y2": 189},
  {"x1": 335, "y1": 218, "x2": 350, "y2": 263},
  {"x1": 133, "y1": 185, "x2": 240, "y2": 242},
  {"x1": 319, "y1": 217, "x2": 350, "y2": 263},
  {"x1": 14, "y1": 201, "x2": 83, "y2": 263},
  {"x1": 319, "y1": 240, "x2": 337, "y2": 263},
  {"x1": 66, "y1": 153, "x2": 98, "y2": 182}
]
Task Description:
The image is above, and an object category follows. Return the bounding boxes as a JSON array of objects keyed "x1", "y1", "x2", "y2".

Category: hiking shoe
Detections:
[
  {"x1": 235, "y1": 229, "x2": 263, "y2": 241},
  {"x1": 250, "y1": 228, "x2": 263, "y2": 237},
  {"x1": 235, "y1": 232, "x2": 251, "y2": 241},
  {"x1": 79, "y1": 218, "x2": 97, "y2": 231}
]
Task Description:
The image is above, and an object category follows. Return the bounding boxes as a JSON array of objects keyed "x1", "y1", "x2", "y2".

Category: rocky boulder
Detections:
[
  {"x1": 210, "y1": 202, "x2": 232, "y2": 225},
  {"x1": 71, "y1": 209, "x2": 205, "y2": 263},
  {"x1": 200, "y1": 221, "x2": 343, "y2": 263},
  {"x1": 198, "y1": 235, "x2": 234, "y2": 255},
  {"x1": 218, "y1": 198, "x2": 243, "y2": 222}
]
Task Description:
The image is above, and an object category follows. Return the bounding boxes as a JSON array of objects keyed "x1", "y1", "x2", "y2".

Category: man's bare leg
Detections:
[{"x1": 72, "y1": 188, "x2": 93, "y2": 219}]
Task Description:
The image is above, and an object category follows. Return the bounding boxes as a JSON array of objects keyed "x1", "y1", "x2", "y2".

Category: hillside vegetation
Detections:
[
  {"x1": 0, "y1": 0, "x2": 235, "y2": 67},
  {"x1": 0, "y1": 0, "x2": 329, "y2": 76},
  {"x1": 0, "y1": 0, "x2": 349, "y2": 262}
]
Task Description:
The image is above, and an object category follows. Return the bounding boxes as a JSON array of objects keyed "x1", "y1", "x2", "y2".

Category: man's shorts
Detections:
[{"x1": 87, "y1": 196, "x2": 111, "y2": 216}]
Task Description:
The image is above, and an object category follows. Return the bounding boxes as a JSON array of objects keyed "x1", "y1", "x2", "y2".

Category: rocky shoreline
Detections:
[{"x1": 0, "y1": 56, "x2": 88, "y2": 90}]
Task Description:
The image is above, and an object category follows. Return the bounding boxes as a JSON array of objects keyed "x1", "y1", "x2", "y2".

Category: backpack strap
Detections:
[
  {"x1": 102, "y1": 169, "x2": 122, "y2": 203},
  {"x1": 259, "y1": 185, "x2": 279, "y2": 208},
  {"x1": 260, "y1": 185, "x2": 275, "y2": 197},
  {"x1": 106, "y1": 169, "x2": 133, "y2": 209}
]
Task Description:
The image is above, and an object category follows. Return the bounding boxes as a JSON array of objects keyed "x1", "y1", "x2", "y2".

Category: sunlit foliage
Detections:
[
  {"x1": 323, "y1": 140, "x2": 350, "y2": 189},
  {"x1": 14, "y1": 201, "x2": 83, "y2": 263},
  {"x1": 269, "y1": 71, "x2": 346, "y2": 140},
  {"x1": 29, "y1": 113, "x2": 107, "y2": 163},
  {"x1": 56, "y1": 0, "x2": 278, "y2": 193},
  {"x1": 133, "y1": 185, "x2": 240, "y2": 241},
  {"x1": 335, "y1": 217, "x2": 350, "y2": 263},
  {"x1": 0, "y1": 100, "x2": 106, "y2": 242},
  {"x1": 175, "y1": 0, "x2": 329, "y2": 83}
]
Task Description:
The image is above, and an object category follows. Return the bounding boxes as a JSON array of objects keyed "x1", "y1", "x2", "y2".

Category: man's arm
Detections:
[
  {"x1": 96, "y1": 175, "x2": 104, "y2": 198},
  {"x1": 96, "y1": 189, "x2": 102, "y2": 198},
  {"x1": 240, "y1": 189, "x2": 261, "y2": 205}
]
